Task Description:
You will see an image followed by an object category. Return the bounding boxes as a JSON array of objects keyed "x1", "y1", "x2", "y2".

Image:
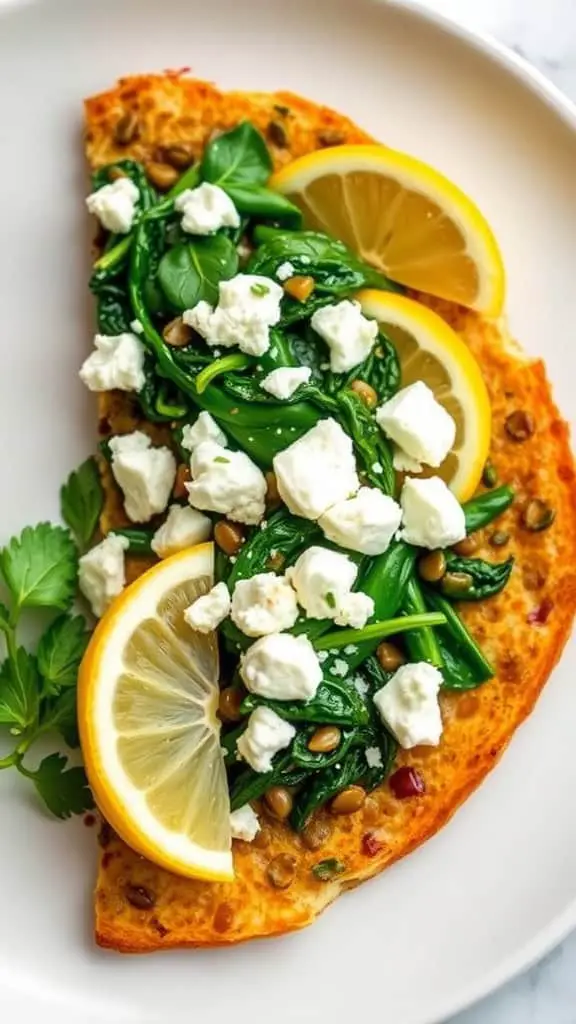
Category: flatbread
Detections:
[{"x1": 84, "y1": 73, "x2": 576, "y2": 952}]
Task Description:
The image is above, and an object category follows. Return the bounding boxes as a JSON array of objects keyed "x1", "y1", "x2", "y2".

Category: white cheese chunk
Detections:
[
  {"x1": 310, "y1": 300, "x2": 378, "y2": 373},
  {"x1": 334, "y1": 591, "x2": 374, "y2": 629},
  {"x1": 109, "y1": 432, "x2": 176, "y2": 523},
  {"x1": 183, "y1": 274, "x2": 283, "y2": 357},
  {"x1": 174, "y1": 182, "x2": 240, "y2": 235},
  {"x1": 273, "y1": 418, "x2": 359, "y2": 520},
  {"x1": 231, "y1": 573, "x2": 299, "y2": 637},
  {"x1": 276, "y1": 261, "x2": 295, "y2": 281},
  {"x1": 260, "y1": 366, "x2": 312, "y2": 400},
  {"x1": 319, "y1": 486, "x2": 402, "y2": 555},
  {"x1": 151, "y1": 504, "x2": 212, "y2": 558},
  {"x1": 287, "y1": 546, "x2": 358, "y2": 620},
  {"x1": 86, "y1": 177, "x2": 139, "y2": 234},
  {"x1": 183, "y1": 582, "x2": 231, "y2": 634},
  {"x1": 236, "y1": 707, "x2": 296, "y2": 773},
  {"x1": 240, "y1": 633, "x2": 323, "y2": 701},
  {"x1": 79, "y1": 332, "x2": 146, "y2": 393},
  {"x1": 373, "y1": 662, "x2": 443, "y2": 748},
  {"x1": 400, "y1": 476, "x2": 466, "y2": 549},
  {"x1": 78, "y1": 534, "x2": 129, "y2": 618},
  {"x1": 392, "y1": 446, "x2": 424, "y2": 474},
  {"x1": 376, "y1": 381, "x2": 456, "y2": 469},
  {"x1": 181, "y1": 412, "x2": 228, "y2": 452},
  {"x1": 186, "y1": 441, "x2": 266, "y2": 525},
  {"x1": 230, "y1": 804, "x2": 260, "y2": 842},
  {"x1": 365, "y1": 746, "x2": 383, "y2": 769}
]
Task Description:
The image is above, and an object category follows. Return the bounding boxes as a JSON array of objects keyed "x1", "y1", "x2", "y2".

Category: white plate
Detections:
[{"x1": 0, "y1": 0, "x2": 575, "y2": 1021}]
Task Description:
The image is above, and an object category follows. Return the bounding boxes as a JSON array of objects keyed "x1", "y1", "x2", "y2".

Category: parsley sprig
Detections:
[{"x1": 0, "y1": 522, "x2": 93, "y2": 818}]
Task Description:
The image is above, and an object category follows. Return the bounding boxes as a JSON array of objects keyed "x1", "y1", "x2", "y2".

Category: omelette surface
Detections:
[{"x1": 84, "y1": 73, "x2": 576, "y2": 952}]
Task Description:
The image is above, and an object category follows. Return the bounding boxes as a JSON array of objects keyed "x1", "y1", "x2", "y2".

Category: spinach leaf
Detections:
[
  {"x1": 201, "y1": 122, "x2": 272, "y2": 188},
  {"x1": 157, "y1": 235, "x2": 238, "y2": 311},
  {"x1": 91, "y1": 282, "x2": 132, "y2": 335},
  {"x1": 444, "y1": 555, "x2": 514, "y2": 601},
  {"x1": 329, "y1": 334, "x2": 401, "y2": 403},
  {"x1": 137, "y1": 361, "x2": 190, "y2": 422},
  {"x1": 227, "y1": 509, "x2": 320, "y2": 587},
  {"x1": 240, "y1": 678, "x2": 370, "y2": 727},
  {"x1": 336, "y1": 390, "x2": 395, "y2": 495},
  {"x1": 229, "y1": 754, "x2": 308, "y2": 811},
  {"x1": 423, "y1": 587, "x2": 494, "y2": 686},
  {"x1": 462, "y1": 485, "x2": 515, "y2": 533},
  {"x1": 291, "y1": 727, "x2": 357, "y2": 770},
  {"x1": 401, "y1": 577, "x2": 443, "y2": 667},
  {"x1": 289, "y1": 748, "x2": 368, "y2": 831},
  {"x1": 225, "y1": 184, "x2": 302, "y2": 226}
]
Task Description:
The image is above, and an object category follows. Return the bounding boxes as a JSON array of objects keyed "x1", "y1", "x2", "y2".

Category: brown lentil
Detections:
[
  {"x1": 452, "y1": 532, "x2": 481, "y2": 556},
  {"x1": 267, "y1": 853, "x2": 297, "y2": 889},
  {"x1": 266, "y1": 550, "x2": 286, "y2": 571},
  {"x1": 268, "y1": 120, "x2": 289, "y2": 147},
  {"x1": 161, "y1": 144, "x2": 195, "y2": 170},
  {"x1": 265, "y1": 471, "x2": 281, "y2": 509},
  {"x1": 162, "y1": 316, "x2": 194, "y2": 348},
  {"x1": 418, "y1": 549, "x2": 447, "y2": 583},
  {"x1": 218, "y1": 686, "x2": 244, "y2": 723},
  {"x1": 505, "y1": 409, "x2": 535, "y2": 442},
  {"x1": 125, "y1": 883, "x2": 156, "y2": 910},
  {"x1": 482, "y1": 460, "x2": 498, "y2": 488},
  {"x1": 264, "y1": 786, "x2": 293, "y2": 820},
  {"x1": 114, "y1": 110, "x2": 139, "y2": 146},
  {"x1": 490, "y1": 529, "x2": 510, "y2": 548},
  {"x1": 301, "y1": 817, "x2": 332, "y2": 851},
  {"x1": 214, "y1": 520, "x2": 245, "y2": 556},
  {"x1": 283, "y1": 275, "x2": 316, "y2": 302},
  {"x1": 441, "y1": 571, "x2": 474, "y2": 597},
  {"x1": 307, "y1": 725, "x2": 341, "y2": 754},
  {"x1": 376, "y1": 641, "x2": 405, "y2": 673},
  {"x1": 330, "y1": 785, "x2": 366, "y2": 815},
  {"x1": 318, "y1": 128, "x2": 346, "y2": 146},
  {"x1": 522, "y1": 498, "x2": 556, "y2": 532},
  {"x1": 274, "y1": 103, "x2": 291, "y2": 116},
  {"x1": 145, "y1": 161, "x2": 180, "y2": 191},
  {"x1": 173, "y1": 463, "x2": 191, "y2": 500},
  {"x1": 213, "y1": 902, "x2": 235, "y2": 933},
  {"x1": 350, "y1": 379, "x2": 378, "y2": 408}
]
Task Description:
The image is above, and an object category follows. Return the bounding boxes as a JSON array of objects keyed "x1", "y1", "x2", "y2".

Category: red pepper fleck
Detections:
[
  {"x1": 362, "y1": 832, "x2": 383, "y2": 857},
  {"x1": 527, "y1": 598, "x2": 553, "y2": 625},
  {"x1": 83, "y1": 813, "x2": 96, "y2": 827},
  {"x1": 389, "y1": 766, "x2": 425, "y2": 799}
]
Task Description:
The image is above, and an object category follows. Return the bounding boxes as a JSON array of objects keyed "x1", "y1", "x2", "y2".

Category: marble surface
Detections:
[{"x1": 418, "y1": 5, "x2": 576, "y2": 1021}]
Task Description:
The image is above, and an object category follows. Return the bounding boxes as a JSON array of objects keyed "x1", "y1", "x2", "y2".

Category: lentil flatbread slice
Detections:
[{"x1": 84, "y1": 74, "x2": 576, "y2": 952}]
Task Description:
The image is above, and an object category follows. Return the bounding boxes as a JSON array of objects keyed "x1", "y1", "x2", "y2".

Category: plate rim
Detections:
[{"x1": 0, "y1": 1, "x2": 575, "y2": 1021}]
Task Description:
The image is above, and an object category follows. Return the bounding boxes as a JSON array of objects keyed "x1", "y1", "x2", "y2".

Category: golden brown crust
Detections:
[{"x1": 85, "y1": 74, "x2": 576, "y2": 953}]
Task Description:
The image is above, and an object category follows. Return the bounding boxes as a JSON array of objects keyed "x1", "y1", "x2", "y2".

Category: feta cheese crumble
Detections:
[
  {"x1": 174, "y1": 182, "x2": 240, "y2": 235},
  {"x1": 400, "y1": 476, "x2": 466, "y2": 549},
  {"x1": 287, "y1": 546, "x2": 358, "y2": 620},
  {"x1": 78, "y1": 534, "x2": 129, "y2": 618},
  {"x1": 186, "y1": 441, "x2": 266, "y2": 525},
  {"x1": 230, "y1": 804, "x2": 260, "y2": 842},
  {"x1": 109, "y1": 432, "x2": 176, "y2": 523},
  {"x1": 183, "y1": 582, "x2": 231, "y2": 634},
  {"x1": 183, "y1": 274, "x2": 283, "y2": 357},
  {"x1": 319, "y1": 487, "x2": 402, "y2": 555},
  {"x1": 373, "y1": 662, "x2": 443, "y2": 748},
  {"x1": 236, "y1": 707, "x2": 296, "y2": 773},
  {"x1": 365, "y1": 746, "x2": 383, "y2": 769},
  {"x1": 86, "y1": 177, "x2": 139, "y2": 234},
  {"x1": 151, "y1": 504, "x2": 212, "y2": 558},
  {"x1": 276, "y1": 261, "x2": 295, "y2": 281},
  {"x1": 260, "y1": 366, "x2": 312, "y2": 400},
  {"x1": 79, "y1": 333, "x2": 146, "y2": 393},
  {"x1": 273, "y1": 418, "x2": 360, "y2": 520},
  {"x1": 334, "y1": 591, "x2": 374, "y2": 629},
  {"x1": 240, "y1": 633, "x2": 323, "y2": 701},
  {"x1": 181, "y1": 411, "x2": 228, "y2": 452},
  {"x1": 230, "y1": 573, "x2": 299, "y2": 637},
  {"x1": 392, "y1": 447, "x2": 424, "y2": 474},
  {"x1": 376, "y1": 381, "x2": 456, "y2": 470},
  {"x1": 310, "y1": 300, "x2": 378, "y2": 373}
]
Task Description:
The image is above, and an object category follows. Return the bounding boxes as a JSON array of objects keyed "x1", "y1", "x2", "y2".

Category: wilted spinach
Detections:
[
  {"x1": 157, "y1": 235, "x2": 238, "y2": 311},
  {"x1": 443, "y1": 554, "x2": 514, "y2": 601}
]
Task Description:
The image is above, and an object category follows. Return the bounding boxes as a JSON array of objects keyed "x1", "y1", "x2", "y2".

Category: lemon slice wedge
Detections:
[
  {"x1": 78, "y1": 543, "x2": 233, "y2": 881},
  {"x1": 356, "y1": 290, "x2": 491, "y2": 500},
  {"x1": 271, "y1": 145, "x2": 505, "y2": 315}
]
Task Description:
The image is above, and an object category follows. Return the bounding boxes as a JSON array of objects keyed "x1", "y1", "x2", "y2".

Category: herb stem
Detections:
[
  {"x1": 195, "y1": 354, "x2": 252, "y2": 394},
  {"x1": 314, "y1": 612, "x2": 446, "y2": 651}
]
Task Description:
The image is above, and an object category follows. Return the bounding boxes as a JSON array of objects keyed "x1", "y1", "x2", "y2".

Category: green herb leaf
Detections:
[
  {"x1": 0, "y1": 524, "x2": 77, "y2": 612},
  {"x1": 250, "y1": 282, "x2": 270, "y2": 297},
  {"x1": 324, "y1": 591, "x2": 336, "y2": 610},
  {"x1": 157, "y1": 235, "x2": 238, "y2": 312},
  {"x1": 224, "y1": 184, "x2": 302, "y2": 226},
  {"x1": 37, "y1": 614, "x2": 90, "y2": 695},
  {"x1": 444, "y1": 554, "x2": 514, "y2": 601},
  {"x1": 40, "y1": 689, "x2": 80, "y2": 749},
  {"x1": 201, "y1": 122, "x2": 272, "y2": 188},
  {"x1": 213, "y1": 456, "x2": 230, "y2": 464},
  {"x1": 60, "y1": 458, "x2": 104, "y2": 549},
  {"x1": 0, "y1": 603, "x2": 10, "y2": 633},
  {"x1": 312, "y1": 858, "x2": 346, "y2": 881},
  {"x1": 0, "y1": 648, "x2": 40, "y2": 731},
  {"x1": 29, "y1": 753, "x2": 93, "y2": 819}
]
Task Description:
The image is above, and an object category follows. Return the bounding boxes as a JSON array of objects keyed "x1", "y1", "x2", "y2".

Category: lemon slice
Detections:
[
  {"x1": 356, "y1": 290, "x2": 491, "y2": 501},
  {"x1": 271, "y1": 145, "x2": 505, "y2": 315},
  {"x1": 78, "y1": 543, "x2": 233, "y2": 881}
]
